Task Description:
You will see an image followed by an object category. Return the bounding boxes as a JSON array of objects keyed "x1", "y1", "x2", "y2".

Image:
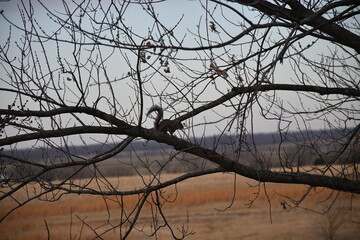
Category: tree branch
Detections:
[
  {"x1": 229, "y1": 0, "x2": 360, "y2": 53},
  {"x1": 177, "y1": 84, "x2": 359, "y2": 122},
  {"x1": 138, "y1": 128, "x2": 360, "y2": 194}
]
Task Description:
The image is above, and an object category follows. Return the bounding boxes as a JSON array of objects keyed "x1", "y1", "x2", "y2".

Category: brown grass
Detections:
[{"x1": 1, "y1": 173, "x2": 359, "y2": 240}]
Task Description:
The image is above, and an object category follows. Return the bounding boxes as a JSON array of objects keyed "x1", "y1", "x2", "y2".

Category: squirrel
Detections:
[{"x1": 147, "y1": 105, "x2": 183, "y2": 135}]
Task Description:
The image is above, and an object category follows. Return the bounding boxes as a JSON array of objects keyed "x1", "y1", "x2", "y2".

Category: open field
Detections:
[{"x1": 1, "y1": 172, "x2": 359, "y2": 240}]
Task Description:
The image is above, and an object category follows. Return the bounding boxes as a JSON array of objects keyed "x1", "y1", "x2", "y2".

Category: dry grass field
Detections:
[{"x1": 1, "y1": 172, "x2": 359, "y2": 240}]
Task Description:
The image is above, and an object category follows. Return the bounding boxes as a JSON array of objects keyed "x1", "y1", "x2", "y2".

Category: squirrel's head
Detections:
[{"x1": 174, "y1": 121, "x2": 184, "y2": 129}]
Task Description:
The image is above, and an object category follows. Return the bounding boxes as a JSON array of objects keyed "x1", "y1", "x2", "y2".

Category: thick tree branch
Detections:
[
  {"x1": 228, "y1": 0, "x2": 360, "y2": 53},
  {"x1": 177, "y1": 84, "x2": 360, "y2": 122},
  {"x1": 2, "y1": 101, "x2": 358, "y2": 193},
  {"x1": 232, "y1": 84, "x2": 360, "y2": 97},
  {"x1": 1, "y1": 84, "x2": 358, "y2": 145},
  {"x1": 0, "y1": 126, "x2": 124, "y2": 146},
  {"x1": 137, "y1": 128, "x2": 360, "y2": 194}
]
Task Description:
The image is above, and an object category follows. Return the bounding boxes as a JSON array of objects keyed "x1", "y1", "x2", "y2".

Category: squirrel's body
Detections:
[{"x1": 147, "y1": 105, "x2": 183, "y2": 134}]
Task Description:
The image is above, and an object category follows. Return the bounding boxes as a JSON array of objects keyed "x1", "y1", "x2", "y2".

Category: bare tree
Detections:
[
  {"x1": 317, "y1": 196, "x2": 351, "y2": 240},
  {"x1": 0, "y1": 0, "x2": 359, "y2": 239}
]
